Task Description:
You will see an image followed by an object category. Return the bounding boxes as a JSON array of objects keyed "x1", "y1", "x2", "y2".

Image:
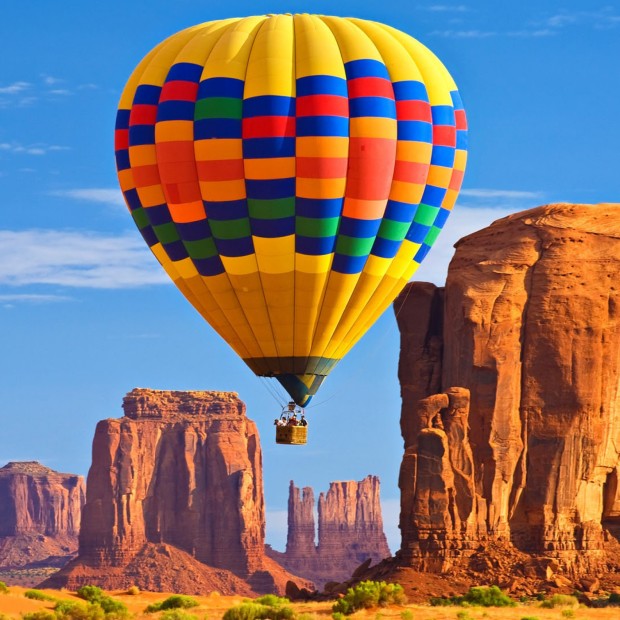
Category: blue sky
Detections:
[{"x1": 1, "y1": 1, "x2": 618, "y2": 552}]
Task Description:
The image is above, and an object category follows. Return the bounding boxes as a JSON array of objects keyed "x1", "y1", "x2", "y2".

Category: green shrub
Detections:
[
  {"x1": 254, "y1": 595, "x2": 290, "y2": 607},
  {"x1": 540, "y1": 594, "x2": 579, "y2": 609},
  {"x1": 520, "y1": 617, "x2": 540, "y2": 620},
  {"x1": 98, "y1": 597, "x2": 128, "y2": 616},
  {"x1": 146, "y1": 595, "x2": 199, "y2": 613},
  {"x1": 561, "y1": 610, "x2": 575, "y2": 618},
  {"x1": 25, "y1": 590, "x2": 56, "y2": 602},
  {"x1": 222, "y1": 600, "x2": 295, "y2": 620},
  {"x1": 296, "y1": 614, "x2": 319, "y2": 620},
  {"x1": 223, "y1": 603, "x2": 272, "y2": 620},
  {"x1": 456, "y1": 612, "x2": 473, "y2": 620},
  {"x1": 331, "y1": 613, "x2": 345, "y2": 620},
  {"x1": 607, "y1": 592, "x2": 620, "y2": 606},
  {"x1": 400, "y1": 611, "x2": 413, "y2": 620},
  {"x1": 332, "y1": 581, "x2": 406, "y2": 616},
  {"x1": 430, "y1": 586, "x2": 515, "y2": 608},
  {"x1": 0, "y1": 581, "x2": 8, "y2": 594},
  {"x1": 54, "y1": 601, "x2": 105, "y2": 620},
  {"x1": 160, "y1": 612, "x2": 198, "y2": 620},
  {"x1": 22, "y1": 612, "x2": 57, "y2": 620},
  {"x1": 77, "y1": 586, "x2": 104, "y2": 603},
  {"x1": 461, "y1": 586, "x2": 515, "y2": 607}
]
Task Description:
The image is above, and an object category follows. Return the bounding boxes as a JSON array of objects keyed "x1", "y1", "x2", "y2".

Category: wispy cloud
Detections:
[
  {"x1": 0, "y1": 229, "x2": 167, "y2": 289},
  {"x1": 0, "y1": 142, "x2": 69, "y2": 156},
  {"x1": 425, "y1": 4, "x2": 469, "y2": 11},
  {"x1": 459, "y1": 188, "x2": 544, "y2": 200},
  {"x1": 429, "y1": 29, "x2": 497, "y2": 38},
  {"x1": 51, "y1": 188, "x2": 126, "y2": 209},
  {"x1": 0, "y1": 293, "x2": 72, "y2": 305},
  {"x1": 544, "y1": 7, "x2": 620, "y2": 30},
  {"x1": 0, "y1": 81, "x2": 31, "y2": 95}
]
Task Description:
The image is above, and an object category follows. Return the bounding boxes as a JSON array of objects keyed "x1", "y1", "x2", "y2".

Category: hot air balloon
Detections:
[{"x1": 114, "y1": 14, "x2": 467, "y2": 412}]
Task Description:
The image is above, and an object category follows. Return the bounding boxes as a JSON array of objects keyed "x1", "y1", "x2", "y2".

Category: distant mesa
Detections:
[
  {"x1": 0, "y1": 460, "x2": 85, "y2": 585},
  {"x1": 267, "y1": 476, "x2": 391, "y2": 589},
  {"x1": 42, "y1": 388, "x2": 311, "y2": 595},
  {"x1": 391, "y1": 203, "x2": 620, "y2": 594}
]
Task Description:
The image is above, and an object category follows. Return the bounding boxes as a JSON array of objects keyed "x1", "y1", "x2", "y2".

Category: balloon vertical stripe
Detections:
[{"x1": 116, "y1": 14, "x2": 468, "y2": 406}]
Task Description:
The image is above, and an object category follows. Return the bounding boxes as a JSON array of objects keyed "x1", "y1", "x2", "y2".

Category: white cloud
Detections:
[
  {"x1": 429, "y1": 29, "x2": 497, "y2": 38},
  {"x1": 0, "y1": 229, "x2": 168, "y2": 289},
  {"x1": 459, "y1": 188, "x2": 544, "y2": 200},
  {"x1": 426, "y1": 4, "x2": 469, "y2": 11},
  {"x1": 544, "y1": 7, "x2": 620, "y2": 30},
  {"x1": 0, "y1": 142, "x2": 69, "y2": 156},
  {"x1": 0, "y1": 293, "x2": 72, "y2": 304},
  {"x1": 52, "y1": 188, "x2": 126, "y2": 209},
  {"x1": 41, "y1": 75, "x2": 63, "y2": 86},
  {"x1": 0, "y1": 81, "x2": 30, "y2": 95}
]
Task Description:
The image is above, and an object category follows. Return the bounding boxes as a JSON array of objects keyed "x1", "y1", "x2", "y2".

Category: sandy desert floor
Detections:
[{"x1": 2, "y1": 586, "x2": 620, "y2": 620}]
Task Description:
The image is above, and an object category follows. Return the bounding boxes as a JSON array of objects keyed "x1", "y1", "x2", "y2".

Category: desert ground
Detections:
[{"x1": 1, "y1": 586, "x2": 620, "y2": 620}]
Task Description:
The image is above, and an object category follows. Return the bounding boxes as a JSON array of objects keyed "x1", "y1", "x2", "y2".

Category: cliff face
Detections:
[
  {"x1": 0, "y1": 461, "x2": 85, "y2": 569},
  {"x1": 268, "y1": 476, "x2": 391, "y2": 587},
  {"x1": 44, "y1": 389, "x2": 309, "y2": 595},
  {"x1": 395, "y1": 203, "x2": 620, "y2": 577}
]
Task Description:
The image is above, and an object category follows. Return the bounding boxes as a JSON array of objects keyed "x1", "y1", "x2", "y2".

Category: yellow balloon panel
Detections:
[{"x1": 115, "y1": 14, "x2": 468, "y2": 406}]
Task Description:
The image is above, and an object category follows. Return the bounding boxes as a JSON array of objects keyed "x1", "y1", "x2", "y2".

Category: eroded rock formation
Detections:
[
  {"x1": 0, "y1": 461, "x2": 85, "y2": 570},
  {"x1": 267, "y1": 476, "x2": 391, "y2": 587},
  {"x1": 395, "y1": 203, "x2": 620, "y2": 578},
  {"x1": 43, "y1": 389, "x2": 309, "y2": 595}
]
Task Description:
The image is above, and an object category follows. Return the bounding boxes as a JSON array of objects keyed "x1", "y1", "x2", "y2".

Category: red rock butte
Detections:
[
  {"x1": 267, "y1": 476, "x2": 391, "y2": 588},
  {"x1": 0, "y1": 461, "x2": 85, "y2": 572},
  {"x1": 43, "y1": 389, "x2": 311, "y2": 595},
  {"x1": 393, "y1": 203, "x2": 620, "y2": 590}
]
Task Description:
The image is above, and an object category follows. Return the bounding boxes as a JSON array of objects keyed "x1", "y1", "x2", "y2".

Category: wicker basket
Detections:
[{"x1": 275, "y1": 425, "x2": 308, "y2": 445}]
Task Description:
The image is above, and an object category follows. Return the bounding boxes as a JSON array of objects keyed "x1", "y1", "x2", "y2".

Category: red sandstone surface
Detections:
[
  {"x1": 43, "y1": 389, "x2": 309, "y2": 595},
  {"x1": 390, "y1": 203, "x2": 620, "y2": 594},
  {"x1": 0, "y1": 461, "x2": 85, "y2": 572},
  {"x1": 267, "y1": 476, "x2": 390, "y2": 588}
]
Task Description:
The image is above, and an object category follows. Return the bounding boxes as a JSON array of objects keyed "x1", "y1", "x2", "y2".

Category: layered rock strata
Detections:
[
  {"x1": 267, "y1": 476, "x2": 391, "y2": 587},
  {"x1": 44, "y1": 389, "x2": 309, "y2": 595},
  {"x1": 0, "y1": 461, "x2": 85, "y2": 570},
  {"x1": 394, "y1": 203, "x2": 620, "y2": 577}
]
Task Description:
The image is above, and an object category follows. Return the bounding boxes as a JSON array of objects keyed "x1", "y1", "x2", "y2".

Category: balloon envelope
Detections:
[{"x1": 115, "y1": 14, "x2": 467, "y2": 406}]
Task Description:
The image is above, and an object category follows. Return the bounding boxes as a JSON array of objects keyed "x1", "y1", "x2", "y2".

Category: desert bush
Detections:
[
  {"x1": 254, "y1": 595, "x2": 290, "y2": 607},
  {"x1": 296, "y1": 614, "x2": 319, "y2": 620},
  {"x1": 223, "y1": 599, "x2": 294, "y2": 620},
  {"x1": 609, "y1": 592, "x2": 620, "y2": 605},
  {"x1": 400, "y1": 611, "x2": 413, "y2": 620},
  {"x1": 561, "y1": 610, "x2": 575, "y2": 618},
  {"x1": 98, "y1": 597, "x2": 128, "y2": 617},
  {"x1": 331, "y1": 613, "x2": 345, "y2": 620},
  {"x1": 430, "y1": 586, "x2": 515, "y2": 608},
  {"x1": 146, "y1": 595, "x2": 199, "y2": 613},
  {"x1": 77, "y1": 586, "x2": 104, "y2": 603},
  {"x1": 332, "y1": 580, "x2": 406, "y2": 615},
  {"x1": 54, "y1": 601, "x2": 105, "y2": 620},
  {"x1": 462, "y1": 586, "x2": 515, "y2": 607},
  {"x1": 22, "y1": 612, "x2": 57, "y2": 620},
  {"x1": 520, "y1": 617, "x2": 540, "y2": 620},
  {"x1": 159, "y1": 612, "x2": 198, "y2": 620},
  {"x1": 25, "y1": 590, "x2": 56, "y2": 602},
  {"x1": 456, "y1": 612, "x2": 473, "y2": 620},
  {"x1": 125, "y1": 586, "x2": 140, "y2": 596},
  {"x1": 0, "y1": 581, "x2": 8, "y2": 594},
  {"x1": 540, "y1": 594, "x2": 579, "y2": 609}
]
